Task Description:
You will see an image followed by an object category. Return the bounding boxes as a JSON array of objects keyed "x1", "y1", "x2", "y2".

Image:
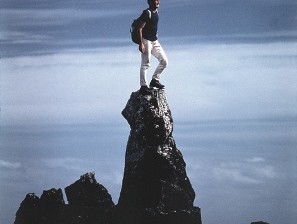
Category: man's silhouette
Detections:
[{"x1": 137, "y1": 0, "x2": 168, "y2": 95}]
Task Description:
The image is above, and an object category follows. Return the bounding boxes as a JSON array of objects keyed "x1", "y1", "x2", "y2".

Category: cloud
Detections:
[
  {"x1": 1, "y1": 7, "x2": 132, "y2": 26},
  {"x1": 212, "y1": 159, "x2": 277, "y2": 184},
  {"x1": 0, "y1": 160, "x2": 21, "y2": 169},
  {"x1": 213, "y1": 166, "x2": 262, "y2": 184},
  {"x1": 42, "y1": 158, "x2": 83, "y2": 171},
  {"x1": 2, "y1": 0, "x2": 297, "y2": 58},
  {"x1": 1, "y1": 30, "x2": 54, "y2": 46},
  {"x1": 185, "y1": 151, "x2": 277, "y2": 187},
  {"x1": 168, "y1": 0, "x2": 297, "y2": 5},
  {"x1": 246, "y1": 157, "x2": 265, "y2": 163},
  {"x1": 166, "y1": 42, "x2": 297, "y2": 120},
  {"x1": 1, "y1": 46, "x2": 139, "y2": 124},
  {"x1": 97, "y1": 170, "x2": 123, "y2": 186},
  {"x1": 2, "y1": 41, "x2": 297, "y2": 125},
  {"x1": 0, "y1": 6, "x2": 132, "y2": 52},
  {"x1": 40, "y1": 157, "x2": 123, "y2": 185}
]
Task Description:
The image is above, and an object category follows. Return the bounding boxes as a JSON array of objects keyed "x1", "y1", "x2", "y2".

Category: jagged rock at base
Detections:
[
  {"x1": 114, "y1": 89, "x2": 202, "y2": 224},
  {"x1": 251, "y1": 222, "x2": 270, "y2": 224},
  {"x1": 14, "y1": 172, "x2": 115, "y2": 224},
  {"x1": 14, "y1": 193, "x2": 40, "y2": 224},
  {"x1": 14, "y1": 189, "x2": 65, "y2": 224},
  {"x1": 65, "y1": 172, "x2": 115, "y2": 224},
  {"x1": 39, "y1": 188, "x2": 65, "y2": 224}
]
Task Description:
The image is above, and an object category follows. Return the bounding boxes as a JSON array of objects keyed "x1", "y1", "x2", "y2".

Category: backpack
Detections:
[{"x1": 130, "y1": 9, "x2": 151, "y2": 44}]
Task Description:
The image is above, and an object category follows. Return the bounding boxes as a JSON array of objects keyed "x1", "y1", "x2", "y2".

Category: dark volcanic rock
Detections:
[
  {"x1": 14, "y1": 89, "x2": 202, "y2": 224},
  {"x1": 39, "y1": 188, "x2": 65, "y2": 224},
  {"x1": 14, "y1": 173, "x2": 115, "y2": 224},
  {"x1": 115, "y1": 89, "x2": 202, "y2": 224},
  {"x1": 251, "y1": 222, "x2": 270, "y2": 224},
  {"x1": 65, "y1": 172, "x2": 115, "y2": 224},
  {"x1": 14, "y1": 193, "x2": 40, "y2": 224},
  {"x1": 122, "y1": 88, "x2": 173, "y2": 145},
  {"x1": 14, "y1": 189, "x2": 65, "y2": 224}
]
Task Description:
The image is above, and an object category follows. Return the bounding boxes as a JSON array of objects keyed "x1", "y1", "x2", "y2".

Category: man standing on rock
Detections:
[{"x1": 138, "y1": 0, "x2": 168, "y2": 95}]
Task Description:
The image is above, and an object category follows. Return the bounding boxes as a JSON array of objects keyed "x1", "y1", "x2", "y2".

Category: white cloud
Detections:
[
  {"x1": 212, "y1": 159, "x2": 277, "y2": 184},
  {"x1": 213, "y1": 166, "x2": 262, "y2": 184},
  {"x1": 1, "y1": 47, "x2": 138, "y2": 124},
  {"x1": 167, "y1": 0, "x2": 297, "y2": 8},
  {"x1": 0, "y1": 160, "x2": 21, "y2": 169},
  {"x1": 98, "y1": 170, "x2": 123, "y2": 186},
  {"x1": 165, "y1": 42, "x2": 297, "y2": 121},
  {"x1": 0, "y1": 8, "x2": 132, "y2": 26},
  {"x1": 257, "y1": 165, "x2": 277, "y2": 179},
  {"x1": 41, "y1": 158, "x2": 124, "y2": 185},
  {"x1": 246, "y1": 157, "x2": 265, "y2": 163},
  {"x1": 43, "y1": 158, "x2": 83, "y2": 170},
  {"x1": 0, "y1": 31, "x2": 52, "y2": 44},
  {"x1": 2, "y1": 42, "x2": 297, "y2": 125}
]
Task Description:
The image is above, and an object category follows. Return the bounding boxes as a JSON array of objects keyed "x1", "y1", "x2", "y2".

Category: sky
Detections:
[{"x1": 1, "y1": 0, "x2": 297, "y2": 224}]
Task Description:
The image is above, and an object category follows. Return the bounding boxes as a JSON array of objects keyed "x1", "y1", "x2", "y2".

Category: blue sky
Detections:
[{"x1": 1, "y1": 0, "x2": 297, "y2": 224}]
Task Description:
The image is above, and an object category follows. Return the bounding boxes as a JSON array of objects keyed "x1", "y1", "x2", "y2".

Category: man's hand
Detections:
[
  {"x1": 139, "y1": 43, "x2": 145, "y2": 53},
  {"x1": 138, "y1": 21, "x2": 146, "y2": 53}
]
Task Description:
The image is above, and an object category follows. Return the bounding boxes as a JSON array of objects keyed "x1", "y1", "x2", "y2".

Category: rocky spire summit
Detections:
[{"x1": 115, "y1": 88, "x2": 202, "y2": 224}]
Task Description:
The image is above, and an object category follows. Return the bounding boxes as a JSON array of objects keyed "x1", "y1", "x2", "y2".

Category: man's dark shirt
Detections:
[{"x1": 140, "y1": 9, "x2": 158, "y2": 41}]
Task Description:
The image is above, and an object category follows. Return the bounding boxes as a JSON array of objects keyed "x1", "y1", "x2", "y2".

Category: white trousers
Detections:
[{"x1": 140, "y1": 39, "x2": 168, "y2": 86}]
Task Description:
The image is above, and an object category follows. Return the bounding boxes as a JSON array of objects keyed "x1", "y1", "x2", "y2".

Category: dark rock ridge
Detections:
[
  {"x1": 14, "y1": 172, "x2": 115, "y2": 224},
  {"x1": 114, "y1": 89, "x2": 202, "y2": 224},
  {"x1": 65, "y1": 172, "x2": 115, "y2": 224},
  {"x1": 251, "y1": 222, "x2": 270, "y2": 224},
  {"x1": 14, "y1": 89, "x2": 202, "y2": 224},
  {"x1": 14, "y1": 193, "x2": 40, "y2": 224}
]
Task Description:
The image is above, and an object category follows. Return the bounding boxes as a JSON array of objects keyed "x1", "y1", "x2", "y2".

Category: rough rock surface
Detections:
[
  {"x1": 14, "y1": 193, "x2": 40, "y2": 224},
  {"x1": 251, "y1": 222, "x2": 270, "y2": 224},
  {"x1": 114, "y1": 89, "x2": 202, "y2": 224},
  {"x1": 14, "y1": 172, "x2": 114, "y2": 224},
  {"x1": 14, "y1": 89, "x2": 202, "y2": 224},
  {"x1": 65, "y1": 172, "x2": 115, "y2": 224},
  {"x1": 39, "y1": 188, "x2": 65, "y2": 224},
  {"x1": 14, "y1": 189, "x2": 65, "y2": 224}
]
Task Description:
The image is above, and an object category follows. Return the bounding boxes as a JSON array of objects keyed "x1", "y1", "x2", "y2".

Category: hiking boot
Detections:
[
  {"x1": 139, "y1": 85, "x2": 152, "y2": 95},
  {"x1": 150, "y1": 79, "x2": 165, "y2": 89}
]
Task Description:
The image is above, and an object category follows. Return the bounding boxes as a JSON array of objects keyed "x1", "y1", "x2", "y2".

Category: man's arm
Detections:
[{"x1": 138, "y1": 21, "x2": 146, "y2": 53}]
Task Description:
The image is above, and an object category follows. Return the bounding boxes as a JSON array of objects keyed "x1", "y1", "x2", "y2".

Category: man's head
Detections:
[{"x1": 147, "y1": 0, "x2": 160, "y2": 9}]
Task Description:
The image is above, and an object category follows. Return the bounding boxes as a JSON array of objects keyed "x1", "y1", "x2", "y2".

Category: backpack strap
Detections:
[{"x1": 147, "y1": 9, "x2": 151, "y2": 19}]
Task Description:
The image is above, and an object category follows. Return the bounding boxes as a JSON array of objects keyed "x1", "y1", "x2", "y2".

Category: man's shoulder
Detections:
[
  {"x1": 142, "y1": 8, "x2": 151, "y2": 15},
  {"x1": 140, "y1": 9, "x2": 151, "y2": 21}
]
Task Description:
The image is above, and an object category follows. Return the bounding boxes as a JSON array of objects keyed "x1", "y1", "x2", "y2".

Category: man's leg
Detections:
[
  {"x1": 151, "y1": 40, "x2": 168, "y2": 81},
  {"x1": 140, "y1": 39, "x2": 152, "y2": 86}
]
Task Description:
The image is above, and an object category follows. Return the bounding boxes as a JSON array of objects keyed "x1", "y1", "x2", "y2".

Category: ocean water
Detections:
[{"x1": 1, "y1": 118, "x2": 296, "y2": 224}]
